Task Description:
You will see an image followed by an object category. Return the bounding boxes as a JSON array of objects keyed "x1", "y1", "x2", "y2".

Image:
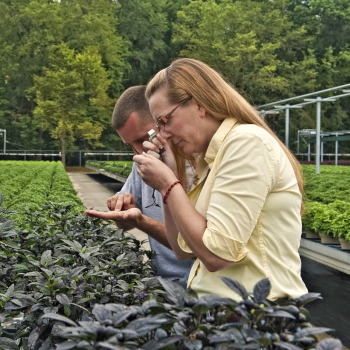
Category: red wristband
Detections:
[{"x1": 163, "y1": 180, "x2": 182, "y2": 204}]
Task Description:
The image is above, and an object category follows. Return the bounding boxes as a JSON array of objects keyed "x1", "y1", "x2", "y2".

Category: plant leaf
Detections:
[
  {"x1": 56, "y1": 341, "x2": 78, "y2": 350},
  {"x1": 184, "y1": 339, "x2": 203, "y2": 350},
  {"x1": 296, "y1": 327, "x2": 334, "y2": 338},
  {"x1": 266, "y1": 310, "x2": 296, "y2": 319},
  {"x1": 295, "y1": 293, "x2": 322, "y2": 307},
  {"x1": 40, "y1": 313, "x2": 78, "y2": 326},
  {"x1": 274, "y1": 341, "x2": 303, "y2": 349},
  {"x1": 0, "y1": 336, "x2": 19, "y2": 350},
  {"x1": 126, "y1": 314, "x2": 173, "y2": 337},
  {"x1": 5, "y1": 284, "x2": 15, "y2": 298},
  {"x1": 69, "y1": 302, "x2": 91, "y2": 315},
  {"x1": 195, "y1": 294, "x2": 237, "y2": 309},
  {"x1": 61, "y1": 239, "x2": 82, "y2": 252},
  {"x1": 40, "y1": 267, "x2": 53, "y2": 276},
  {"x1": 143, "y1": 335, "x2": 185, "y2": 350},
  {"x1": 209, "y1": 328, "x2": 246, "y2": 344},
  {"x1": 56, "y1": 294, "x2": 71, "y2": 306},
  {"x1": 253, "y1": 278, "x2": 270, "y2": 303},
  {"x1": 96, "y1": 342, "x2": 127, "y2": 350},
  {"x1": 79, "y1": 252, "x2": 91, "y2": 260},
  {"x1": 221, "y1": 277, "x2": 249, "y2": 300},
  {"x1": 93, "y1": 304, "x2": 113, "y2": 323},
  {"x1": 316, "y1": 338, "x2": 343, "y2": 350},
  {"x1": 40, "y1": 250, "x2": 52, "y2": 266},
  {"x1": 111, "y1": 310, "x2": 138, "y2": 327},
  {"x1": 28, "y1": 328, "x2": 40, "y2": 350},
  {"x1": 157, "y1": 277, "x2": 186, "y2": 307},
  {"x1": 68, "y1": 266, "x2": 86, "y2": 279}
]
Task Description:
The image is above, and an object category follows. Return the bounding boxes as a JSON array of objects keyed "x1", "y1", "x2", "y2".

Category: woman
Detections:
[{"x1": 134, "y1": 58, "x2": 308, "y2": 301}]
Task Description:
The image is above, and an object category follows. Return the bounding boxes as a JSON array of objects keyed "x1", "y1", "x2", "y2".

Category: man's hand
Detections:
[
  {"x1": 107, "y1": 193, "x2": 136, "y2": 211},
  {"x1": 85, "y1": 207, "x2": 143, "y2": 231},
  {"x1": 85, "y1": 192, "x2": 141, "y2": 230}
]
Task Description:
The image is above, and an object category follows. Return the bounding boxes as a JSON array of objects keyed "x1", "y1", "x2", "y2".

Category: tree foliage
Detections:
[
  {"x1": 0, "y1": 0, "x2": 349, "y2": 156},
  {"x1": 116, "y1": 0, "x2": 170, "y2": 86},
  {"x1": 32, "y1": 44, "x2": 111, "y2": 165},
  {"x1": 173, "y1": 0, "x2": 319, "y2": 104},
  {"x1": 0, "y1": 0, "x2": 126, "y2": 152}
]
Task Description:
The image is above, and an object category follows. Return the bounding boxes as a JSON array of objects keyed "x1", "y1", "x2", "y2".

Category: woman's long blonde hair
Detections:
[{"x1": 145, "y1": 58, "x2": 304, "y2": 213}]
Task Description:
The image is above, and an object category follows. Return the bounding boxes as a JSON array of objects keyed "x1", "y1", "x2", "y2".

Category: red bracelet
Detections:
[{"x1": 163, "y1": 180, "x2": 182, "y2": 204}]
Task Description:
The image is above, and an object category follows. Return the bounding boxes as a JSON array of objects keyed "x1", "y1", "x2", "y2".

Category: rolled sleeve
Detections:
[
  {"x1": 178, "y1": 233, "x2": 194, "y2": 253},
  {"x1": 202, "y1": 222, "x2": 248, "y2": 261}
]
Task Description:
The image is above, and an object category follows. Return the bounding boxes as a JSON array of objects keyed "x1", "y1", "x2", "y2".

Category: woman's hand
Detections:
[
  {"x1": 133, "y1": 152, "x2": 178, "y2": 195},
  {"x1": 143, "y1": 133, "x2": 177, "y2": 174}
]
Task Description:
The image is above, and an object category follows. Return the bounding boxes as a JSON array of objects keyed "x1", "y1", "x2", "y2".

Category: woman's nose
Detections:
[{"x1": 159, "y1": 129, "x2": 171, "y2": 139}]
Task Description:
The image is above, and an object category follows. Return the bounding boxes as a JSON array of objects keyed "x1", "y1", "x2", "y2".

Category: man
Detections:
[{"x1": 85, "y1": 86, "x2": 193, "y2": 287}]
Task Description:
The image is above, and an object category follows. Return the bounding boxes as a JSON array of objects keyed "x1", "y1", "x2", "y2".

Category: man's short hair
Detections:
[{"x1": 111, "y1": 85, "x2": 153, "y2": 130}]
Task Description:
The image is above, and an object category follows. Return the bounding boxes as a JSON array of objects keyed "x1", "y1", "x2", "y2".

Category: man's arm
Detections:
[{"x1": 134, "y1": 214, "x2": 170, "y2": 249}]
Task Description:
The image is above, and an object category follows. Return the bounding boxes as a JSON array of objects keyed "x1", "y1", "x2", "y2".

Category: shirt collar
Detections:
[
  {"x1": 190, "y1": 118, "x2": 238, "y2": 189},
  {"x1": 204, "y1": 118, "x2": 238, "y2": 166}
]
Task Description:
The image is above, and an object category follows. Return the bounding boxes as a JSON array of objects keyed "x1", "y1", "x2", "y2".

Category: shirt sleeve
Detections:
[
  {"x1": 178, "y1": 233, "x2": 193, "y2": 253},
  {"x1": 202, "y1": 130, "x2": 279, "y2": 261}
]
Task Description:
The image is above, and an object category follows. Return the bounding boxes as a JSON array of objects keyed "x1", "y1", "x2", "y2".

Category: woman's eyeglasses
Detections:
[{"x1": 156, "y1": 96, "x2": 191, "y2": 132}]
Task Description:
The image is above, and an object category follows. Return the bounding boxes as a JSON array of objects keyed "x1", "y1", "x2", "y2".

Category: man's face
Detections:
[{"x1": 116, "y1": 111, "x2": 156, "y2": 154}]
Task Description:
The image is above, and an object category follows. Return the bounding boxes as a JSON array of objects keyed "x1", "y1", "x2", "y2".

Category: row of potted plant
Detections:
[
  {"x1": 302, "y1": 165, "x2": 350, "y2": 248},
  {"x1": 85, "y1": 160, "x2": 133, "y2": 178},
  {"x1": 0, "y1": 161, "x2": 83, "y2": 227},
  {"x1": 302, "y1": 200, "x2": 350, "y2": 246}
]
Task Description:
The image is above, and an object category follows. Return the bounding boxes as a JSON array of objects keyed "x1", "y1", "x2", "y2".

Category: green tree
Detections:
[
  {"x1": 0, "y1": 0, "x2": 127, "y2": 151},
  {"x1": 32, "y1": 44, "x2": 112, "y2": 166},
  {"x1": 116, "y1": 0, "x2": 170, "y2": 86},
  {"x1": 0, "y1": 0, "x2": 59, "y2": 149},
  {"x1": 309, "y1": 0, "x2": 350, "y2": 55},
  {"x1": 173, "y1": 0, "x2": 318, "y2": 105},
  {"x1": 284, "y1": 0, "x2": 350, "y2": 150},
  {"x1": 59, "y1": 0, "x2": 128, "y2": 96}
]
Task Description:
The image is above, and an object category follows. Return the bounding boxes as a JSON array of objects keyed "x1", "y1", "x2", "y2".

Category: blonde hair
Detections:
[{"x1": 146, "y1": 58, "x2": 304, "y2": 213}]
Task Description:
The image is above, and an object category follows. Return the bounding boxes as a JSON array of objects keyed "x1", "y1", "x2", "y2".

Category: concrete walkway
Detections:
[
  {"x1": 67, "y1": 169, "x2": 150, "y2": 249},
  {"x1": 68, "y1": 171, "x2": 116, "y2": 212}
]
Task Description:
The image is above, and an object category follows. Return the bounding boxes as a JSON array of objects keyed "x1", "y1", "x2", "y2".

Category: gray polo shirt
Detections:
[{"x1": 119, "y1": 162, "x2": 193, "y2": 288}]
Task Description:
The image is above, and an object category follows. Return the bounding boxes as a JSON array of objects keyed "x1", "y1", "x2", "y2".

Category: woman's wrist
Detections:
[
  {"x1": 160, "y1": 176, "x2": 179, "y2": 197},
  {"x1": 163, "y1": 180, "x2": 182, "y2": 204}
]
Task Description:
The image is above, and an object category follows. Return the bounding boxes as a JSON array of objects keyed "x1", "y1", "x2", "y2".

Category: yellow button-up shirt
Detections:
[{"x1": 178, "y1": 118, "x2": 308, "y2": 301}]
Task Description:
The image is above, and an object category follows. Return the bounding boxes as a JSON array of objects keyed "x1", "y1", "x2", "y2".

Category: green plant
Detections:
[
  {"x1": 0, "y1": 161, "x2": 84, "y2": 227},
  {"x1": 43, "y1": 277, "x2": 342, "y2": 350},
  {"x1": 303, "y1": 200, "x2": 350, "y2": 240},
  {"x1": 345, "y1": 231, "x2": 350, "y2": 243},
  {"x1": 302, "y1": 165, "x2": 350, "y2": 240},
  {"x1": 303, "y1": 202, "x2": 327, "y2": 234},
  {"x1": 0, "y1": 199, "x2": 342, "y2": 349},
  {"x1": 86, "y1": 160, "x2": 133, "y2": 178},
  {"x1": 0, "y1": 200, "x2": 160, "y2": 349}
]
